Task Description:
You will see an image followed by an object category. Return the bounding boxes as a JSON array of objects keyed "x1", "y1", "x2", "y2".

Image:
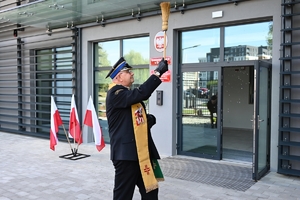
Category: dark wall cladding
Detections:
[
  {"x1": 278, "y1": 0, "x2": 300, "y2": 176},
  {"x1": 0, "y1": 27, "x2": 76, "y2": 138}
]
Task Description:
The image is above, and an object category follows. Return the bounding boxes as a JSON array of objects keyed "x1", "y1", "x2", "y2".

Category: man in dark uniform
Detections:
[
  {"x1": 105, "y1": 57, "x2": 168, "y2": 200},
  {"x1": 207, "y1": 95, "x2": 217, "y2": 128}
]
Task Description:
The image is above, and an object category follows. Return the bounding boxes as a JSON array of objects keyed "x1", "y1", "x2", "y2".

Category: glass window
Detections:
[
  {"x1": 224, "y1": 22, "x2": 273, "y2": 61},
  {"x1": 95, "y1": 69, "x2": 111, "y2": 118},
  {"x1": 123, "y1": 37, "x2": 149, "y2": 65},
  {"x1": 36, "y1": 46, "x2": 73, "y2": 134},
  {"x1": 95, "y1": 40, "x2": 120, "y2": 67},
  {"x1": 94, "y1": 36, "x2": 150, "y2": 144},
  {"x1": 182, "y1": 70, "x2": 219, "y2": 157},
  {"x1": 181, "y1": 28, "x2": 220, "y2": 64}
]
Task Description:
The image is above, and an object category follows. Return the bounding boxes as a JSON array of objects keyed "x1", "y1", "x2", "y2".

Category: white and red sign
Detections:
[
  {"x1": 151, "y1": 70, "x2": 171, "y2": 82},
  {"x1": 154, "y1": 31, "x2": 168, "y2": 52},
  {"x1": 150, "y1": 56, "x2": 171, "y2": 66}
]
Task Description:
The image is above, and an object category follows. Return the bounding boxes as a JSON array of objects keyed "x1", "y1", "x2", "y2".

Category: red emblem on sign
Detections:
[
  {"x1": 155, "y1": 35, "x2": 164, "y2": 50},
  {"x1": 154, "y1": 31, "x2": 168, "y2": 53}
]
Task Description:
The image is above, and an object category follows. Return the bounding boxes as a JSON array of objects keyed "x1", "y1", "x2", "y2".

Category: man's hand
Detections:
[{"x1": 154, "y1": 58, "x2": 168, "y2": 77}]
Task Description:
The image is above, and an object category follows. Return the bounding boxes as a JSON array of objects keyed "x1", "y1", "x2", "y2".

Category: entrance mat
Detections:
[
  {"x1": 159, "y1": 157, "x2": 255, "y2": 192},
  {"x1": 188, "y1": 145, "x2": 252, "y2": 162}
]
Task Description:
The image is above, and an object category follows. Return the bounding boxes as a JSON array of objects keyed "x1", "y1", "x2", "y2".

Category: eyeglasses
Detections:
[{"x1": 120, "y1": 70, "x2": 133, "y2": 74}]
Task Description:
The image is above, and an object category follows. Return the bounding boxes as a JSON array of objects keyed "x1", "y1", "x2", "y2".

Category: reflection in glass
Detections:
[
  {"x1": 95, "y1": 70, "x2": 111, "y2": 143},
  {"x1": 123, "y1": 37, "x2": 149, "y2": 65},
  {"x1": 181, "y1": 28, "x2": 220, "y2": 64},
  {"x1": 95, "y1": 40, "x2": 120, "y2": 67},
  {"x1": 56, "y1": 46, "x2": 73, "y2": 69},
  {"x1": 95, "y1": 36, "x2": 150, "y2": 67},
  {"x1": 224, "y1": 21, "x2": 273, "y2": 61},
  {"x1": 181, "y1": 71, "x2": 218, "y2": 158}
]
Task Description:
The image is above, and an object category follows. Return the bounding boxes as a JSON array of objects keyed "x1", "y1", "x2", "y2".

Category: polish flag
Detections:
[
  {"x1": 84, "y1": 96, "x2": 105, "y2": 152},
  {"x1": 69, "y1": 94, "x2": 82, "y2": 144},
  {"x1": 50, "y1": 96, "x2": 63, "y2": 151}
]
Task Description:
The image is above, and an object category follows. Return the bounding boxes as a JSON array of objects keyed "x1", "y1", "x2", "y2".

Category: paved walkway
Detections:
[{"x1": 1, "y1": 132, "x2": 300, "y2": 200}]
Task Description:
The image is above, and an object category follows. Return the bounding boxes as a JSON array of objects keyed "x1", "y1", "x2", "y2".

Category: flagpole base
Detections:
[{"x1": 59, "y1": 149, "x2": 90, "y2": 160}]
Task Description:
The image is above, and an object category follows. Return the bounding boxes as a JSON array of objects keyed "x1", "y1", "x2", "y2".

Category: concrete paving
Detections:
[{"x1": 1, "y1": 131, "x2": 300, "y2": 200}]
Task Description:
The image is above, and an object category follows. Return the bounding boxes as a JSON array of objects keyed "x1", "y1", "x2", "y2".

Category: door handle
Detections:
[
  {"x1": 250, "y1": 116, "x2": 254, "y2": 128},
  {"x1": 251, "y1": 116, "x2": 264, "y2": 129},
  {"x1": 258, "y1": 115, "x2": 264, "y2": 123},
  {"x1": 257, "y1": 115, "x2": 264, "y2": 129},
  {"x1": 250, "y1": 118, "x2": 264, "y2": 122}
]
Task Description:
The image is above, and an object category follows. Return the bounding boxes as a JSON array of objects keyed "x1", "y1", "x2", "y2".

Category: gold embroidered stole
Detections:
[{"x1": 131, "y1": 103, "x2": 158, "y2": 193}]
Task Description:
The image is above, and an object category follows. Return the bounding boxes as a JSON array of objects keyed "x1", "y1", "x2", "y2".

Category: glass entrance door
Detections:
[
  {"x1": 179, "y1": 70, "x2": 220, "y2": 159},
  {"x1": 252, "y1": 61, "x2": 271, "y2": 181}
]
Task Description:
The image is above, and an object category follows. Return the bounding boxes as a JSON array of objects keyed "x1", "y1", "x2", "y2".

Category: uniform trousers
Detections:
[
  {"x1": 209, "y1": 112, "x2": 217, "y2": 128},
  {"x1": 112, "y1": 160, "x2": 159, "y2": 200}
]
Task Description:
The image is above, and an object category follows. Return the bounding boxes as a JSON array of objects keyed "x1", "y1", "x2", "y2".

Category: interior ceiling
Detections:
[{"x1": 0, "y1": 0, "x2": 213, "y2": 30}]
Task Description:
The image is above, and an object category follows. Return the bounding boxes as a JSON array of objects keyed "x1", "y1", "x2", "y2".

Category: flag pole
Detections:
[
  {"x1": 73, "y1": 118, "x2": 77, "y2": 155},
  {"x1": 61, "y1": 124, "x2": 74, "y2": 153},
  {"x1": 58, "y1": 95, "x2": 90, "y2": 160},
  {"x1": 75, "y1": 124, "x2": 85, "y2": 151},
  {"x1": 59, "y1": 122, "x2": 90, "y2": 160}
]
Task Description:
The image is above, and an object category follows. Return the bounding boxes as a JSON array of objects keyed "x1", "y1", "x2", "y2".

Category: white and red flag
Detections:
[
  {"x1": 83, "y1": 96, "x2": 105, "y2": 152},
  {"x1": 50, "y1": 96, "x2": 63, "y2": 151},
  {"x1": 69, "y1": 94, "x2": 83, "y2": 144}
]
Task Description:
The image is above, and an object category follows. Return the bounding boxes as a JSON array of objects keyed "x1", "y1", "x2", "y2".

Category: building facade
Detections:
[{"x1": 0, "y1": 0, "x2": 299, "y2": 180}]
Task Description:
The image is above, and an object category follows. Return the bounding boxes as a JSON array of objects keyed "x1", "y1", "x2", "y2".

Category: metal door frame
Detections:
[
  {"x1": 178, "y1": 60, "x2": 271, "y2": 163},
  {"x1": 252, "y1": 60, "x2": 272, "y2": 181}
]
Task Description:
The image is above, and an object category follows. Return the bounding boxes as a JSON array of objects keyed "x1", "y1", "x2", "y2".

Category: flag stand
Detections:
[
  {"x1": 58, "y1": 124, "x2": 90, "y2": 160},
  {"x1": 53, "y1": 95, "x2": 105, "y2": 158},
  {"x1": 59, "y1": 148, "x2": 90, "y2": 161}
]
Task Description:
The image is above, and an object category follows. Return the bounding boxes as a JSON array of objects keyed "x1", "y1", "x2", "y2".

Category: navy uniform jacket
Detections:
[
  {"x1": 106, "y1": 74, "x2": 162, "y2": 161},
  {"x1": 207, "y1": 99, "x2": 217, "y2": 113}
]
